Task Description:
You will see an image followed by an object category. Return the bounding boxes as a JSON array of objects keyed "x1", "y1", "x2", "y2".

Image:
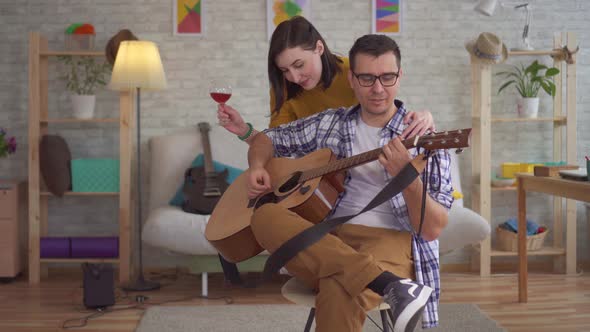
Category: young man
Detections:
[{"x1": 246, "y1": 34, "x2": 453, "y2": 332}]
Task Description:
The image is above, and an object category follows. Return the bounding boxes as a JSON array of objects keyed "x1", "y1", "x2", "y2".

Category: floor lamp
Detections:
[{"x1": 109, "y1": 40, "x2": 167, "y2": 291}]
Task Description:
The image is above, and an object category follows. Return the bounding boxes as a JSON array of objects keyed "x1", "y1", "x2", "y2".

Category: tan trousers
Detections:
[{"x1": 251, "y1": 203, "x2": 415, "y2": 332}]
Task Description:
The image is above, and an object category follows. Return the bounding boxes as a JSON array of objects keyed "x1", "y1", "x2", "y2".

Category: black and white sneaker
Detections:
[{"x1": 383, "y1": 278, "x2": 433, "y2": 332}]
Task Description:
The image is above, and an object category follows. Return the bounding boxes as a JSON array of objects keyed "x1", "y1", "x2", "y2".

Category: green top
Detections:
[
  {"x1": 65, "y1": 23, "x2": 84, "y2": 34},
  {"x1": 269, "y1": 57, "x2": 358, "y2": 128}
]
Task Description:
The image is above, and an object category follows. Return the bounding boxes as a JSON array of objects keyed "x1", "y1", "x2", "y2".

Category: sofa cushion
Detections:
[
  {"x1": 142, "y1": 206, "x2": 219, "y2": 255},
  {"x1": 40, "y1": 135, "x2": 72, "y2": 197},
  {"x1": 169, "y1": 154, "x2": 244, "y2": 207},
  {"x1": 439, "y1": 205, "x2": 490, "y2": 254},
  {"x1": 142, "y1": 205, "x2": 270, "y2": 256}
]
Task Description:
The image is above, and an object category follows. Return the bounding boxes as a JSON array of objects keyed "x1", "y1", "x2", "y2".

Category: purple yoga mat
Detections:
[
  {"x1": 71, "y1": 237, "x2": 119, "y2": 258},
  {"x1": 40, "y1": 237, "x2": 71, "y2": 258}
]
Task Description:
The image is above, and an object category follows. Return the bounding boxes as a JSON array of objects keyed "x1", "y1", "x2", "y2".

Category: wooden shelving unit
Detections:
[
  {"x1": 469, "y1": 32, "x2": 578, "y2": 276},
  {"x1": 41, "y1": 118, "x2": 120, "y2": 124},
  {"x1": 28, "y1": 31, "x2": 133, "y2": 284}
]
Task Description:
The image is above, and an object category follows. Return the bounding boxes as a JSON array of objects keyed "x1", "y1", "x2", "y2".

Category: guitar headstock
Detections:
[
  {"x1": 198, "y1": 122, "x2": 211, "y2": 133},
  {"x1": 403, "y1": 128, "x2": 472, "y2": 152}
]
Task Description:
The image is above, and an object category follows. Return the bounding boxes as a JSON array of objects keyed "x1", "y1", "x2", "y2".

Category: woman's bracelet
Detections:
[{"x1": 238, "y1": 122, "x2": 254, "y2": 141}]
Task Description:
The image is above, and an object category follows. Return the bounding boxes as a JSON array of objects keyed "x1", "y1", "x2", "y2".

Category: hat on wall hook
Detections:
[{"x1": 465, "y1": 32, "x2": 508, "y2": 64}]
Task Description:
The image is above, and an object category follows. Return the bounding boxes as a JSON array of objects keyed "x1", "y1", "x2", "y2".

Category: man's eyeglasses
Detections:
[{"x1": 352, "y1": 72, "x2": 399, "y2": 87}]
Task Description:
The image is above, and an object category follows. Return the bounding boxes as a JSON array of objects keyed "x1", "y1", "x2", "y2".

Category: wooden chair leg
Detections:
[{"x1": 304, "y1": 308, "x2": 315, "y2": 332}]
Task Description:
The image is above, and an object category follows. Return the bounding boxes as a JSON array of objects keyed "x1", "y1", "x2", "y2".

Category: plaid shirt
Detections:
[{"x1": 263, "y1": 101, "x2": 453, "y2": 328}]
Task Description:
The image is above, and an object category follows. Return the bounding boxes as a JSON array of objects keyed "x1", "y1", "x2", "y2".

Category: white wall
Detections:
[{"x1": 0, "y1": 0, "x2": 588, "y2": 268}]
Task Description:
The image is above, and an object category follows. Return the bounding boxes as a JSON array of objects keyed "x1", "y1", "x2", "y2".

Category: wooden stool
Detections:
[{"x1": 281, "y1": 277, "x2": 393, "y2": 332}]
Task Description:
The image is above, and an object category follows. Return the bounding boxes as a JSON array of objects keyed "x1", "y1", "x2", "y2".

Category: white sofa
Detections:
[
  {"x1": 142, "y1": 125, "x2": 258, "y2": 296},
  {"x1": 142, "y1": 125, "x2": 490, "y2": 295}
]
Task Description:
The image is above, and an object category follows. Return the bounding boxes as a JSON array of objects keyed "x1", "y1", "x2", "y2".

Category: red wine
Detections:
[{"x1": 210, "y1": 92, "x2": 231, "y2": 103}]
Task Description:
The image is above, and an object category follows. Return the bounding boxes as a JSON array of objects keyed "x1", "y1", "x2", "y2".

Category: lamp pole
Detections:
[{"x1": 122, "y1": 87, "x2": 160, "y2": 292}]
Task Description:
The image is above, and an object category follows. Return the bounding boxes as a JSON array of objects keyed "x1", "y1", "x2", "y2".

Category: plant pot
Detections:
[
  {"x1": 517, "y1": 97, "x2": 539, "y2": 118},
  {"x1": 71, "y1": 95, "x2": 95, "y2": 119}
]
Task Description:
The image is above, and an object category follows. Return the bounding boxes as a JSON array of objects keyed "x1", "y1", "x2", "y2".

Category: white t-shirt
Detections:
[{"x1": 331, "y1": 117, "x2": 401, "y2": 231}]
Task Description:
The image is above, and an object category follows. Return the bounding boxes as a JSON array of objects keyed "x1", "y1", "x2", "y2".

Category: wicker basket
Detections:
[{"x1": 496, "y1": 226, "x2": 548, "y2": 252}]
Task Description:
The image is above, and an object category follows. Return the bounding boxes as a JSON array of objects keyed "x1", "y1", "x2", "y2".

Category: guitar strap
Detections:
[{"x1": 262, "y1": 153, "x2": 431, "y2": 281}]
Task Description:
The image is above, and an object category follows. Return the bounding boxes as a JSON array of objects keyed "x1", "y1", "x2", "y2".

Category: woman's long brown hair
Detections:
[{"x1": 268, "y1": 16, "x2": 342, "y2": 115}]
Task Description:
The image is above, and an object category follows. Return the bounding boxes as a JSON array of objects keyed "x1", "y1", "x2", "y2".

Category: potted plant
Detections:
[
  {"x1": 0, "y1": 127, "x2": 17, "y2": 158},
  {"x1": 58, "y1": 56, "x2": 111, "y2": 119},
  {"x1": 496, "y1": 60, "x2": 560, "y2": 118}
]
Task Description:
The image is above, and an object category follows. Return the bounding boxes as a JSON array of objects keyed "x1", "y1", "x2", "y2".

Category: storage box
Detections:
[
  {"x1": 534, "y1": 165, "x2": 578, "y2": 177},
  {"x1": 71, "y1": 237, "x2": 118, "y2": 258},
  {"x1": 71, "y1": 159, "x2": 119, "y2": 192},
  {"x1": 501, "y1": 162, "x2": 543, "y2": 178},
  {"x1": 65, "y1": 33, "x2": 95, "y2": 51},
  {"x1": 496, "y1": 226, "x2": 548, "y2": 252},
  {"x1": 501, "y1": 163, "x2": 521, "y2": 178},
  {"x1": 520, "y1": 163, "x2": 543, "y2": 173}
]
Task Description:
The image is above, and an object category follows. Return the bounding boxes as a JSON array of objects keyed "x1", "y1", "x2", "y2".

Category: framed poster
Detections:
[
  {"x1": 174, "y1": 0, "x2": 204, "y2": 36},
  {"x1": 267, "y1": 0, "x2": 312, "y2": 40},
  {"x1": 372, "y1": 0, "x2": 402, "y2": 35}
]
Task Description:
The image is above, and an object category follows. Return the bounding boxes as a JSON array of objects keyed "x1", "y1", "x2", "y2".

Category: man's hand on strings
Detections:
[{"x1": 379, "y1": 137, "x2": 412, "y2": 177}]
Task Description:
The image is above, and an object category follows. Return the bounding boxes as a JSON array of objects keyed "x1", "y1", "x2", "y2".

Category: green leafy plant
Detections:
[
  {"x1": 496, "y1": 60, "x2": 560, "y2": 98},
  {"x1": 58, "y1": 56, "x2": 111, "y2": 95}
]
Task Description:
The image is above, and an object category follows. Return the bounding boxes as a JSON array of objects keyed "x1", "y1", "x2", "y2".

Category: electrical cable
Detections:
[{"x1": 61, "y1": 268, "x2": 235, "y2": 329}]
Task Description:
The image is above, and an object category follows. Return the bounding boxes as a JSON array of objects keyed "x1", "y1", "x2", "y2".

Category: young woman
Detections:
[{"x1": 218, "y1": 16, "x2": 435, "y2": 142}]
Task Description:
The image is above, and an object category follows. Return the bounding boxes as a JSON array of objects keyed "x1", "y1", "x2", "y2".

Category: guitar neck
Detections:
[
  {"x1": 199, "y1": 124, "x2": 215, "y2": 174},
  {"x1": 301, "y1": 147, "x2": 382, "y2": 181},
  {"x1": 298, "y1": 129, "x2": 471, "y2": 182}
]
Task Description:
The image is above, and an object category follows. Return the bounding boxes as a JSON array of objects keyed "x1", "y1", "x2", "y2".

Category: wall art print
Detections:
[
  {"x1": 174, "y1": 0, "x2": 204, "y2": 36},
  {"x1": 372, "y1": 0, "x2": 402, "y2": 35},
  {"x1": 267, "y1": 0, "x2": 312, "y2": 40}
]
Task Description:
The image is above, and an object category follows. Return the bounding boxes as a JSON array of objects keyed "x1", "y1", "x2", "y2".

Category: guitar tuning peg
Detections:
[{"x1": 455, "y1": 148, "x2": 464, "y2": 154}]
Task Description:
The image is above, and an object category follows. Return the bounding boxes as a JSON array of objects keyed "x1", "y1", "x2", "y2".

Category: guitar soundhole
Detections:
[
  {"x1": 278, "y1": 171, "x2": 302, "y2": 193},
  {"x1": 254, "y1": 193, "x2": 277, "y2": 209}
]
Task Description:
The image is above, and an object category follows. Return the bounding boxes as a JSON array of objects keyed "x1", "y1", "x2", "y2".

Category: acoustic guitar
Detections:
[
  {"x1": 182, "y1": 122, "x2": 229, "y2": 215},
  {"x1": 205, "y1": 128, "x2": 471, "y2": 263}
]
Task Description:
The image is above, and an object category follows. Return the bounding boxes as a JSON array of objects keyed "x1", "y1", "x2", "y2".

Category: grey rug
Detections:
[{"x1": 135, "y1": 304, "x2": 506, "y2": 332}]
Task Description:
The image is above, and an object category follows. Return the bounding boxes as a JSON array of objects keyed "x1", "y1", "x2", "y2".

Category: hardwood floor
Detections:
[{"x1": 0, "y1": 269, "x2": 588, "y2": 332}]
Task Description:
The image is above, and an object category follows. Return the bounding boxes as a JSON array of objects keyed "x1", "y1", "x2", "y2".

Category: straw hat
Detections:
[
  {"x1": 105, "y1": 29, "x2": 138, "y2": 65},
  {"x1": 465, "y1": 32, "x2": 508, "y2": 64}
]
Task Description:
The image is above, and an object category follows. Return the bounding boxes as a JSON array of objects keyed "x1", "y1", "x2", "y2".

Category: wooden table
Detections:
[{"x1": 516, "y1": 174, "x2": 590, "y2": 302}]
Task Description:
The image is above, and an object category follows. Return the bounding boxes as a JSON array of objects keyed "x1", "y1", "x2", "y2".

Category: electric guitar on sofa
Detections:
[{"x1": 205, "y1": 128, "x2": 471, "y2": 263}]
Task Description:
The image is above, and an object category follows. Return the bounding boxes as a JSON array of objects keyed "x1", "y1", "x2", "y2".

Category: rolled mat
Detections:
[{"x1": 71, "y1": 237, "x2": 119, "y2": 258}]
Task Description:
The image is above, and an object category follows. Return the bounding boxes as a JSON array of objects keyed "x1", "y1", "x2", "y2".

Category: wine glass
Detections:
[{"x1": 209, "y1": 80, "x2": 232, "y2": 105}]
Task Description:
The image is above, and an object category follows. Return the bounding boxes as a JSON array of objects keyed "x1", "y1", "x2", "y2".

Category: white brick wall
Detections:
[{"x1": 1, "y1": 0, "x2": 588, "y2": 268}]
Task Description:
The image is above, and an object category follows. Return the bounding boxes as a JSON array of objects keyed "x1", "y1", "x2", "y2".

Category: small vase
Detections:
[
  {"x1": 71, "y1": 94, "x2": 96, "y2": 119},
  {"x1": 517, "y1": 97, "x2": 539, "y2": 118}
]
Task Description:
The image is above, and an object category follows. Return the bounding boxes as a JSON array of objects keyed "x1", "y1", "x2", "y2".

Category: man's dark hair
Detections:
[
  {"x1": 348, "y1": 34, "x2": 401, "y2": 72},
  {"x1": 268, "y1": 16, "x2": 342, "y2": 115}
]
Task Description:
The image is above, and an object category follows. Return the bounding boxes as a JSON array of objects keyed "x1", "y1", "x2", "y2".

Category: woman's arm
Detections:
[
  {"x1": 217, "y1": 104, "x2": 260, "y2": 144},
  {"x1": 246, "y1": 133, "x2": 274, "y2": 198}
]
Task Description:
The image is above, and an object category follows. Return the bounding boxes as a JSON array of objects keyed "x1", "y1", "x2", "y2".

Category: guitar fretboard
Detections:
[
  {"x1": 300, "y1": 148, "x2": 382, "y2": 182},
  {"x1": 298, "y1": 128, "x2": 470, "y2": 182}
]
